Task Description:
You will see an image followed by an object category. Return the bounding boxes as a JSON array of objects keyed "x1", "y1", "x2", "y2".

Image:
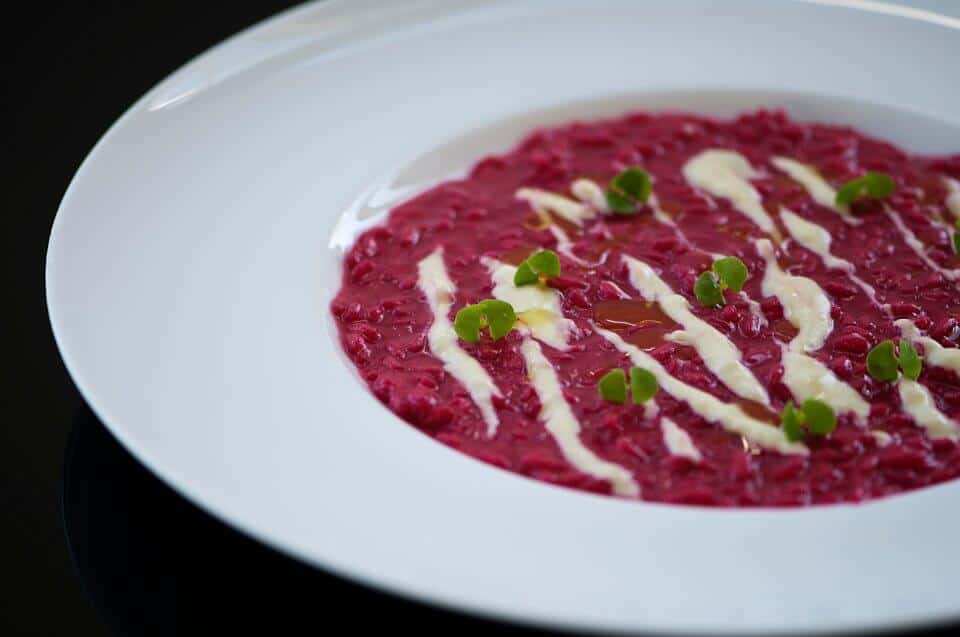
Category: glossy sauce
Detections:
[{"x1": 593, "y1": 299, "x2": 697, "y2": 356}]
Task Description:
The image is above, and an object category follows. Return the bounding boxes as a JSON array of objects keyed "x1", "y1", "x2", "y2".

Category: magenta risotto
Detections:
[{"x1": 331, "y1": 109, "x2": 960, "y2": 507}]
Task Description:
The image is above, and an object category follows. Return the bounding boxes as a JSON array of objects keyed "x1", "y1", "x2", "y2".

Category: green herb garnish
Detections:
[
  {"x1": 514, "y1": 249, "x2": 561, "y2": 286},
  {"x1": 865, "y1": 338, "x2": 923, "y2": 382},
  {"x1": 802, "y1": 398, "x2": 837, "y2": 435},
  {"x1": 694, "y1": 256, "x2": 749, "y2": 307},
  {"x1": 598, "y1": 369, "x2": 627, "y2": 404},
  {"x1": 630, "y1": 367, "x2": 659, "y2": 404},
  {"x1": 453, "y1": 304, "x2": 484, "y2": 343},
  {"x1": 513, "y1": 263, "x2": 538, "y2": 286},
  {"x1": 598, "y1": 366, "x2": 659, "y2": 404},
  {"x1": 835, "y1": 172, "x2": 895, "y2": 207},
  {"x1": 898, "y1": 339, "x2": 922, "y2": 381},
  {"x1": 694, "y1": 272, "x2": 724, "y2": 307},
  {"x1": 866, "y1": 339, "x2": 899, "y2": 381},
  {"x1": 605, "y1": 167, "x2": 652, "y2": 214},
  {"x1": 781, "y1": 399, "x2": 836, "y2": 441},
  {"x1": 453, "y1": 299, "x2": 517, "y2": 343},
  {"x1": 953, "y1": 218, "x2": 960, "y2": 255},
  {"x1": 712, "y1": 256, "x2": 749, "y2": 293},
  {"x1": 781, "y1": 401, "x2": 805, "y2": 442}
]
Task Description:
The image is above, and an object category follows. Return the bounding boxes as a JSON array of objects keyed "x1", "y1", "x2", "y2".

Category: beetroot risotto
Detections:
[{"x1": 331, "y1": 109, "x2": 960, "y2": 507}]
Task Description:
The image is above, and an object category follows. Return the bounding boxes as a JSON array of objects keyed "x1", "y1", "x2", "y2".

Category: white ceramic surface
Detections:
[{"x1": 47, "y1": 1, "x2": 960, "y2": 634}]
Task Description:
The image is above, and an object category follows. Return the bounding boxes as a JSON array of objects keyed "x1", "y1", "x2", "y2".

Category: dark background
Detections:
[
  {"x1": 2, "y1": 1, "x2": 545, "y2": 634},
  {"x1": 3, "y1": 1, "x2": 959, "y2": 635}
]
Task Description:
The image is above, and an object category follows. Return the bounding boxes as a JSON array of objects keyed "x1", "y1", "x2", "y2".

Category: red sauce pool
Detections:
[{"x1": 331, "y1": 109, "x2": 960, "y2": 507}]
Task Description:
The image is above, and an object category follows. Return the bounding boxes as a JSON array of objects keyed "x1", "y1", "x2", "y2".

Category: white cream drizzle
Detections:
[
  {"x1": 780, "y1": 350, "x2": 870, "y2": 423},
  {"x1": 872, "y1": 431, "x2": 893, "y2": 447},
  {"x1": 644, "y1": 400, "x2": 660, "y2": 420},
  {"x1": 417, "y1": 249, "x2": 502, "y2": 436},
  {"x1": 548, "y1": 225, "x2": 589, "y2": 266},
  {"x1": 622, "y1": 255, "x2": 770, "y2": 405},
  {"x1": 604, "y1": 280, "x2": 632, "y2": 300},
  {"x1": 755, "y1": 239, "x2": 833, "y2": 352},
  {"x1": 660, "y1": 417, "x2": 702, "y2": 462},
  {"x1": 945, "y1": 177, "x2": 960, "y2": 220},
  {"x1": 516, "y1": 188, "x2": 596, "y2": 226},
  {"x1": 752, "y1": 237, "x2": 868, "y2": 425},
  {"x1": 897, "y1": 319, "x2": 960, "y2": 375},
  {"x1": 571, "y1": 178, "x2": 608, "y2": 212},
  {"x1": 740, "y1": 293, "x2": 771, "y2": 330},
  {"x1": 623, "y1": 255, "x2": 677, "y2": 299},
  {"x1": 593, "y1": 324, "x2": 806, "y2": 455},
  {"x1": 886, "y1": 207, "x2": 960, "y2": 281},
  {"x1": 779, "y1": 208, "x2": 883, "y2": 312},
  {"x1": 771, "y1": 156, "x2": 858, "y2": 223},
  {"x1": 648, "y1": 193, "x2": 680, "y2": 229},
  {"x1": 898, "y1": 379, "x2": 960, "y2": 439},
  {"x1": 749, "y1": 238, "x2": 869, "y2": 422},
  {"x1": 683, "y1": 149, "x2": 778, "y2": 237},
  {"x1": 520, "y1": 338, "x2": 639, "y2": 496},
  {"x1": 482, "y1": 257, "x2": 576, "y2": 351},
  {"x1": 779, "y1": 208, "x2": 851, "y2": 271},
  {"x1": 928, "y1": 215, "x2": 957, "y2": 239}
]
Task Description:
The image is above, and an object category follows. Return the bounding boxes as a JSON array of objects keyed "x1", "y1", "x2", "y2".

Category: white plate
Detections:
[{"x1": 47, "y1": 1, "x2": 960, "y2": 634}]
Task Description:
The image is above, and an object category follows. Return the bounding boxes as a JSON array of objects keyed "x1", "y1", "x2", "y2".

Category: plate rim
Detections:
[{"x1": 46, "y1": 1, "x2": 960, "y2": 634}]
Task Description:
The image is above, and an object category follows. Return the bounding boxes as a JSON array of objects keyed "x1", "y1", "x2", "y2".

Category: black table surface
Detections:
[{"x1": 3, "y1": 2, "x2": 960, "y2": 635}]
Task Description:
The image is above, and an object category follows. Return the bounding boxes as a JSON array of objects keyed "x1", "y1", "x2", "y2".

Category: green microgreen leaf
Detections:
[
  {"x1": 866, "y1": 339, "x2": 899, "y2": 382},
  {"x1": 781, "y1": 401, "x2": 805, "y2": 442},
  {"x1": 605, "y1": 167, "x2": 652, "y2": 215},
  {"x1": 898, "y1": 339, "x2": 922, "y2": 381},
  {"x1": 605, "y1": 190, "x2": 636, "y2": 214},
  {"x1": 835, "y1": 172, "x2": 895, "y2": 207},
  {"x1": 712, "y1": 256, "x2": 748, "y2": 293},
  {"x1": 694, "y1": 271, "x2": 724, "y2": 307},
  {"x1": 454, "y1": 300, "x2": 516, "y2": 342},
  {"x1": 453, "y1": 304, "x2": 484, "y2": 343},
  {"x1": 513, "y1": 261, "x2": 538, "y2": 286},
  {"x1": 527, "y1": 249, "x2": 561, "y2": 277},
  {"x1": 782, "y1": 398, "x2": 837, "y2": 441},
  {"x1": 802, "y1": 398, "x2": 837, "y2": 435},
  {"x1": 611, "y1": 168, "x2": 652, "y2": 202},
  {"x1": 598, "y1": 369, "x2": 627, "y2": 404},
  {"x1": 514, "y1": 250, "x2": 561, "y2": 286},
  {"x1": 478, "y1": 299, "x2": 516, "y2": 339},
  {"x1": 629, "y1": 367, "x2": 658, "y2": 404}
]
